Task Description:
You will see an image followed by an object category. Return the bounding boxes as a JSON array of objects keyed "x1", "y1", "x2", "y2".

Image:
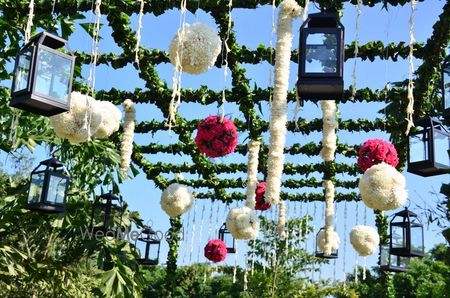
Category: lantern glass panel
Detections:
[
  {"x1": 46, "y1": 174, "x2": 68, "y2": 204},
  {"x1": 305, "y1": 33, "x2": 338, "y2": 74},
  {"x1": 34, "y1": 47, "x2": 72, "y2": 103},
  {"x1": 443, "y1": 63, "x2": 450, "y2": 111},
  {"x1": 13, "y1": 49, "x2": 32, "y2": 92},
  {"x1": 391, "y1": 226, "x2": 405, "y2": 249},
  {"x1": 433, "y1": 129, "x2": 450, "y2": 166},
  {"x1": 410, "y1": 225, "x2": 424, "y2": 254},
  {"x1": 409, "y1": 131, "x2": 429, "y2": 163},
  {"x1": 28, "y1": 172, "x2": 45, "y2": 204}
]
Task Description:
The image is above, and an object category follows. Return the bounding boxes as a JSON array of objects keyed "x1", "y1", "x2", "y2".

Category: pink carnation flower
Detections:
[
  {"x1": 255, "y1": 181, "x2": 271, "y2": 211},
  {"x1": 195, "y1": 116, "x2": 238, "y2": 158},
  {"x1": 204, "y1": 239, "x2": 227, "y2": 263},
  {"x1": 357, "y1": 138, "x2": 399, "y2": 172}
]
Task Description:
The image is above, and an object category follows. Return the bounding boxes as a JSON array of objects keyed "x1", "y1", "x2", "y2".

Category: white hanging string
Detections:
[
  {"x1": 24, "y1": 0, "x2": 34, "y2": 43},
  {"x1": 333, "y1": 202, "x2": 338, "y2": 281},
  {"x1": 203, "y1": 200, "x2": 215, "y2": 283},
  {"x1": 343, "y1": 200, "x2": 348, "y2": 283},
  {"x1": 362, "y1": 256, "x2": 367, "y2": 280},
  {"x1": 243, "y1": 243, "x2": 249, "y2": 290},
  {"x1": 219, "y1": 0, "x2": 233, "y2": 118},
  {"x1": 405, "y1": 0, "x2": 416, "y2": 135},
  {"x1": 251, "y1": 236, "x2": 256, "y2": 275},
  {"x1": 134, "y1": 0, "x2": 145, "y2": 67},
  {"x1": 195, "y1": 202, "x2": 206, "y2": 277},
  {"x1": 351, "y1": 0, "x2": 361, "y2": 101},
  {"x1": 232, "y1": 241, "x2": 238, "y2": 283},
  {"x1": 311, "y1": 201, "x2": 317, "y2": 281},
  {"x1": 189, "y1": 200, "x2": 198, "y2": 264},
  {"x1": 167, "y1": 0, "x2": 187, "y2": 131},
  {"x1": 354, "y1": 202, "x2": 360, "y2": 283},
  {"x1": 182, "y1": 203, "x2": 193, "y2": 264},
  {"x1": 301, "y1": 0, "x2": 309, "y2": 22},
  {"x1": 88, "y1": 0, "x2": 102, "y2": 96}
]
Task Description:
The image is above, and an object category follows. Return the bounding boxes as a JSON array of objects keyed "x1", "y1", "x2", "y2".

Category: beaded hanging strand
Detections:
[
  {"x1": 354, "y1": 202, "x2": 360, "y2": 283},
  {"x1": 134, "y1": 0, "x2": 145, "y2": 68},
  {"x1": 189, "y1": 199, "x2": 198, "y2": 265},
  {"x1": 343, "y1": 200, "x2": 348, "y2": 283},
  {"x1": 220, "y1": 0, "x2": 233, "y2": 118},
  {"x1": 351, "y1": 0, "x2": 361, "y2": 101},
  {"x1": 362, "y1": 204, "x2": 368, "y2": 280},
  {"x1": 405, "y1": 0, "x2": 416, "y2": 135},
  {"x1": 232, "y1": 240, "x2": 238, "y2": 283},
  {"x1": 195, "y1": 202, "x2": 206, "y2": 278},
  {"x1": 203, "y1": 200, "x2": 215, "y2": 283},
  {"x1": 182, "y1": 202, "x2": 193, "y2": 264}
]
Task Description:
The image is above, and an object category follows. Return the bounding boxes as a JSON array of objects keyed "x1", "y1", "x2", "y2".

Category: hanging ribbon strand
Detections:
[
  {"x1": 264, "y1": 0, "x2": 302, "y2": 205},
  {"x1": 405, "y1": 0, "x2": 416, "y2": 135},
  {"x1": 134, "y1": 0, "x2": 145, "y2": 67}
]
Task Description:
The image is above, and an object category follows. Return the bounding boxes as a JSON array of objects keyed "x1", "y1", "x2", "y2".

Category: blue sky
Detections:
[{"x1": 3, "y1": 0, "x2": 448, "y2": 283}]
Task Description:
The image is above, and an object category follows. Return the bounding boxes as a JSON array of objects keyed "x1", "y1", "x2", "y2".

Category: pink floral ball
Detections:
[
  {"x1": 204, "y1": 239, "x2": 227, "y2": 263},
  {"x1": 357, "y1": 138, "x2": 399, "y2": 172},
  {"x1": 255, "y1": 181, "x2": 271, "y2": 211},
  {"x1": 195, "y1": 116, "x2": 238, "y2": 158}
]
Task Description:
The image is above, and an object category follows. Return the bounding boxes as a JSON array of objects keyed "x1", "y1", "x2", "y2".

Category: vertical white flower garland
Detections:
[
  {"x1": 24, "y1": 0, "x2": 34, "y2": 43},
  {"x1": 277, "y1": 200, "x2": 286, "y2": 237},
  {"x1": 264, "y1": 0, "x2": 302, "y2": 205},
  {"x1": 351, "y1": 0, "x2": 361, "y2": 101},
  {"x1": 134, "y1": 0, "x2": 145, "y2": 67},
  {"x1": 120, "y1": 99, "x2": 135, "y2": 178},
  {"x1": 245, "y1": 140, "x2": 260, "y2": 209},
  {"x1": 406, "y1": 0, "x2": 416, "y2": 135}
]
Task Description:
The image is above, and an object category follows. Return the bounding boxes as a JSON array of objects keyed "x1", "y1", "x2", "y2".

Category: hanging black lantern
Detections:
[
  {"x1": 315, "y1": 227, "x2": 338, "y2": 259},
  {"x1": 407, "y1": 117, "x2": 450, "y2": 177},
  {"x1": 27, "y1": 156, "x2": 70, "y2": 213},
  {"x1": 10, "y1": 31, "x2": 75, "y2": 116},
  {"x1": 218, "y1": 223, "x2": 236, "y2": 253},
  {"x1": 90, "y1": 191, "x2": 123, "y2": 237},
  {"x1": 380, "y1": 244, "x2": 410, "y2": 272},
  {"x1": 443, "y1": 55, "x2": 450, "y2": 120},
  {"x1": 135, "y1": 226, "x2": 162, "y2": 265},
  {"x1": 389, "y1": 207, "x2": 424, "y2": 258},
  {"x1": 297, "y1": 12, "x2": 344, "y2": 101}
]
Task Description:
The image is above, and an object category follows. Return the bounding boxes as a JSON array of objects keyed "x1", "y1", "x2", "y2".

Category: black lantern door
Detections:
[
  {"x1": 27, "y1": 157, "x2": 70, "y2": 213},
  {"x1": 90, "y1": 191, "x2": 123, "y2": 237},
  {"x1": 380, "y1": 244, "x2": 410, "y2": 272},
  {"x1": 443, "y1": 55, "x2": 450, "y2": 120},
  {"x1": 135, "y1": 226, "x2": 162, "y2": 265},
  {"x1": 390, "y1": 208, "x2": 424, "y2": 258},
  {"x1": 407, "y1": 117, "x2": 450, "y2": 177},
  {"x1": 218, "y1": 223, "x2": 236, "y2": 253},
  {"x1": 297, "y1": 12, "x2": 344, "y2": 101},
  {"x1": 315, "y1": 227, "x2": 338, "y2": 259},
  {"x1": 10, "y1": 31, "x2": 75, "y2": 116}
]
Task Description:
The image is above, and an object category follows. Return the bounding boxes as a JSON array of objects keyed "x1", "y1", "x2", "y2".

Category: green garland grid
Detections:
[{"x1": 0, "y1": 0, "x2": 449, "y2": 277}]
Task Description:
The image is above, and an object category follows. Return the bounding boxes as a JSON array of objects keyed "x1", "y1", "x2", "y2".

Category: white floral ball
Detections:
[
  {"x1": 160, "y1": 183, "x2": 194, "y2": 217},
  {"x1": 317, "y1": 229, "x2": 340, "y2": 253},
  {"x1": 169, "y1": 23, "x2": 221, "y2": 74},
  {"x1": 350, "y1": 225, "x2": 380, "y2": 256},
  {"x1": 226, "y1": 206, "x2": 259, "y2": 240},
  {"x1": 359, "y1": 163, "x2": 407, "y2": 211},
  {"x1": 50, "y1": 92, "x2": 102, "y2": 144},
  {"x1": 93, "y1": 101, "x2": 122, "y2": 138}
]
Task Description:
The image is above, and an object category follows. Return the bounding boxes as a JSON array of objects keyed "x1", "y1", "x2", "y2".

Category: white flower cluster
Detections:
[
  {"x1": 245, "y1": 140, "x2": 260, "y2": 209},
  {"x1": 319, "y1": 100, "x2": 338, "y2": 161},
  {"x1": 350, "y1": 225, "x2": 380, "y2": 256},
  {"x1": 120, "y1": 99, "x2": 135, "y2": 178},
  {"x1": 169, "y1": 23, "x2": 221, "y2": 75},
  {"x1": 226, "y1": 206, "x2": 259, "y2": 240},
  {"x1": 359, "y1": 163, "x2": 407, "y2": 211},
  {"x1": 317, "y1": 229, "x2": 340, "y2": 253},
  {"x1": 264, "y1": 0, "x2": 302, "y2": 205},
  {"x1": 160, "y1": 183, "x2": 194, "y2": 218},
  {"x1": 50, "y1": 92, "x2": 121, "y2": 144}
]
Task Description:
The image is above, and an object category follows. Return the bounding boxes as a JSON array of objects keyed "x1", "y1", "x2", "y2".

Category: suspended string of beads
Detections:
[
  {"x1": 333, "y1": 202, "x2": 338, "y2": 281},
  {"x1": 354, "y1": 202, "x2": 360, "y2": 283},
  {"x1": 232, "y1": 235, "x2": 238, "y2": 283},
  {"x1": 134, "y1": 0, "x2": 145, "y2": 67},
  {"x1": 289, "y1": 201, "x2": 297, "y2": 275},
  {"x1": 188, "y1": 200, "x2": 198, "y2": 264},
  {"x1": 311, "y1": 201, "x2": 317, "y2": 282},
  {"x1": 405, "y1": 0, "x2": 416, "y2": 135},
  {"x1": 220, "y1": 0, "x2": 233, "y2": 117},
  {"x1": 351, "y1": 0, "x2": 361, "y2": 101},
  {"x1": 182, "y1": 201, "x2": 193, "y2": 264},
  {"x1": 88, "y1": 0, "x2": 102, "y2": 96},
  {"x1": 342, "y1": 200, "x2": 348, "y2": 283},
  {"x1": 203, "y1": 200, "x2": 215, "y2": 283},
  {"x1": 362, "y1": 203, "x2": 368, "y2": 280},
  {"x1": 195, "y1": 202, "x2": 206, "y2": 277},
  {"x1": 243, "y1": 249, "x2": 249, "y2": 290}
]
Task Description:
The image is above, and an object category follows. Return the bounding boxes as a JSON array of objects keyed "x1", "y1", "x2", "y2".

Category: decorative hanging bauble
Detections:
[
  {"x1": 350, "y1": 225, "x2": 380, "y2": 256},
  {"x1": 204, "y1": 239, "x2": 227, "y2": 263},
  {"x1": 195, "y1": 115, "x2": 238, "y2": 158},
  {"x1": 169, "y1": 23, "x2": 221, "y2": 74},
  {"x1": 357, "y1": 138, "x2": 399, "y2": 172},
  {"x1": 255, "y1": 181, "x2": 271, "y2": 211},
  {"x1": 359, "y1": 163, "x2": 407, "y2": 211},
  {"x1": 92, "y1": 101, "x2": 122, "y2": 138},
  {"x1": 226, "y1": 206, "x2": 259, "y2": 240},
  {"x1": 160, "y1": 183, "x2": 194, "y2": 217},
  {"x1": 317, "y1": 229, "x2": 340, "y2": 253},
  {"x1": 50, "y1": 92, "x2": 103, "y2": 144}
]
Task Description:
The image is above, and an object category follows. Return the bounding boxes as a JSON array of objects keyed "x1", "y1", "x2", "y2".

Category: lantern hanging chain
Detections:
[
  {"x1": 232, "y1": 240, "x2": 238, "y2": 283},
  {"x1": 189, "y1": 199, "x2": 197, "y2": 265},
  {"x1": 220, "y1": 0, "x2": 233, "y2": 120},
  {"x1": 351, "y1": 0, "x2": 361, "y2": 101},
  {"x1": 405, "y1": 0, "x2": 416, "y2": 136},
  {"x1": 195, "y1": 202, "x2": 206, "y2": 277},
  {"x1": 134, "y1": 0, "x2": 145, "y2": 69},
  {"x1": 167, "y1": 0, "x2": 187, "y2": 132}
]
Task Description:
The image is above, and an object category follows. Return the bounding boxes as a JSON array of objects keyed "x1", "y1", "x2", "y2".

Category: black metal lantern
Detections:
[
  {"x1": 297, "y1": 12, "x2": 344, "y2": 101},
  {"x1": 407, "y1": 117, "x2": 450, "y2": 177},
  {"x1": 380, "y1": 244, "x2": 410, "y2": 272},
  {"x1": 27, "y1": 156, "x2": 70, "y2": 213},
  {"x1": 443, "y1": 55, "x2": 450, "y2": 119},
  {"x1": 135, "y1": 226, "x2": 162, "y2": 265},
  {"x1": 10, "y1": 31, "x2": 75, "y2": 116},
  {"x1": 218, "y1": 223, "x2": 236, "y2": 253},
  {"x1": 389, "y1": 207, "x2": 424, "y2": 258},
  {"x1": 90, "y1": 191, "x2": 123, "y2": 237},
  {"x1": 315, "y1": 227, "x2": 338, "y2": 259}
]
